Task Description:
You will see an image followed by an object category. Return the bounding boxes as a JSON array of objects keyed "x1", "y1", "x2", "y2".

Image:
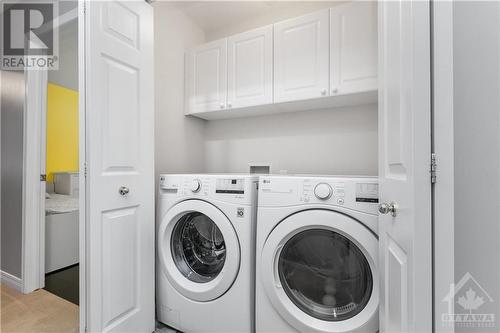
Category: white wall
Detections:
[
  {"x1": 1, "y1": 70, "x2": 25, "y2": 278},
  {"x1": 204, "y1": 1, "x2": 340, "y2": 42},
  {"x1": 205, "y1": 105, "x2": 378, "y2": 175},
  {"x1": 48, "y1": 0, "x2": 78, "y2": 91},
  {"x1": 48, "y1": 16, "x2": 78, "y2": 90},
  {"x1": 153, "y1": 3, "x2": 206, "y2": 178},
  {"x1": 453, "y1": 2, "x2": 500, "y2": 331}
]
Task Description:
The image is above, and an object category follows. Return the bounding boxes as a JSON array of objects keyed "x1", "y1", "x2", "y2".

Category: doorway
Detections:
[
  {"x1": 0, "y1": 1, "x2": 83, "y2": 332},
  {"x1": 43, "y1": 12, "x2": 80, "y2": 305}
]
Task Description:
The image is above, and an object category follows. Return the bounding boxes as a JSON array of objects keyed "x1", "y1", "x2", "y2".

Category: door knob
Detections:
[
  {"x1": 378, "y1": 202, "x2": 398, "y2": 217},
  {"x1": 119, "y1": 186, "x2": 130, "y2": 196},
  {"x1": 321, "y1": 89, "x2": 327, "y2": 96}
]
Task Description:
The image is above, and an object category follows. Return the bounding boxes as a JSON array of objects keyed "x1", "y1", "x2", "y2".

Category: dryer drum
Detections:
[
  {"x1": 171, "y1": 212, "x2": 226, "y2": 283},
  {"x1": 278, "y1": 229, "x2": 373, "y2": 321}
]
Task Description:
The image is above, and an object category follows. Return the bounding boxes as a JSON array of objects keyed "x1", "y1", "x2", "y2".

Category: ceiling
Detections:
[{"x1": 167, "y1": 1, "x2": 339, "y2": 34}]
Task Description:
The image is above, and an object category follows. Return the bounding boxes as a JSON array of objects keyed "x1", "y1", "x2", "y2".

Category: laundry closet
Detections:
[
  {"x1": 77, "y1": 0, "x2": 433, "y2": 331},
  {"x1": 154, "y1": 1, "x2": 378, "y2": 178},
  {"x1": 153, "y1": 2, "x2": 383, "y2": 333}
]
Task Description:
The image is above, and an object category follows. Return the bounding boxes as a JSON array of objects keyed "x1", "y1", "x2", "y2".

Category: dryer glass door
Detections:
[
  {"x1": 278, "y1": 229, "x2": 373, "y2": 321},
  {"x1": 171, "y1": 212, "x2": 226, "y2": 283}
]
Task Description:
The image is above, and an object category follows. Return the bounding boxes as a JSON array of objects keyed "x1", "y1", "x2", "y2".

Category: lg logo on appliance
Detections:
[{"x1": 1, "y1": 1, "x2": 59, "y2": 70}]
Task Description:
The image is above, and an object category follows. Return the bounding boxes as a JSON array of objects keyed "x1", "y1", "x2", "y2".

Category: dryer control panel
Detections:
[{"x1": 259, "y1": 175, "x2": 378, "y2": 215}]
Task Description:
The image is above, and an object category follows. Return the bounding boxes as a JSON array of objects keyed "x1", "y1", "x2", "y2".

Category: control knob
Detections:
[
  {"x1": 314, "y1": 183, "x2": 332, "y2": 200},
  {"x1": 190, "y1": 179, "x2": 201, "y2": 193}
]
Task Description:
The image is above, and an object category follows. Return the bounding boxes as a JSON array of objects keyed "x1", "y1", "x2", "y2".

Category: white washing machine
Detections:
[
  {"x1": 256, "y1": 175, "x2": 379, "y2": 333},
  {"x1": 156, "y1": 174, "x2": 258, "y2": 333}
]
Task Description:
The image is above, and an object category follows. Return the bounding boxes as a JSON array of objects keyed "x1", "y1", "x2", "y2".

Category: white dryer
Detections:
[
  {"x1": 157, "y1": 174, "x2": 258, "y2": 333},
  {"x1": 256, "y1": 175, "x2": 379, "y2": 333}
]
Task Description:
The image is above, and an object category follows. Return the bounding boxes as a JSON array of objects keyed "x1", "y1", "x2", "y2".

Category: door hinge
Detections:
[
  {"x1": 84, "y1": 162, "x2": 88, "y2": 178},
  {"x1": 40, "y1": 174, "x2": 46, "y2": 182},
  {"x1": 431, "y1": 153, "x2": 437, "y2": 184}
]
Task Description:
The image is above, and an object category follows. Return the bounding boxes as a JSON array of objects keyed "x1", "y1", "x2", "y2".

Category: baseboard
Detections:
[{"x1": 1, "y1": 270, "x2": 23, "y2": 292}]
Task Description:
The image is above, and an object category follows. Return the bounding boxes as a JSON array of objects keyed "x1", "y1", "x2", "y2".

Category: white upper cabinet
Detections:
[
  {"x1": 227, "y1": 25, "x2": 273, "y2": 109},
  {"x1": 274, "y1": 9, "x2": 330, "y2": 103},
  {"x1": 330, "y1": 2, "x2": 378, "y2": 95},
  {"x1": 185, "y1": 39, "x2": 227, "y2": 114},
  {"x1": 184, "y1": 3, "x2": 378, "y2": 120}
]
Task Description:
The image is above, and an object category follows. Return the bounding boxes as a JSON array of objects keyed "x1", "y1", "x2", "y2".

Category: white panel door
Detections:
[
  {"x1": 227, "y1": 25, "x2": 273, "y2": 109},
  {"x1": 330, "y1": 1, "x2": 378, "y2": 95},
  {"x1": 186, "y1": 39, "x2": 227, "y2": 114},
  {"x1": 274, "y1": 9, "x2": 330, "y2": 103},
  {"x1": 85, "y1": 1, "x2": 154, "y2": 332},
  {"x1": 378, "y1": 1, "x2": 432, "y2": 332}
]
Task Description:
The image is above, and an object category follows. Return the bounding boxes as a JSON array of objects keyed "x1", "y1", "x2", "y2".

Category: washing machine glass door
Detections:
[
  {"x1": 261, "y1": 209, "x2": 379, "y2": 333},
  {"x1": 171, "y1": 211, "x2": 226, "y2": 283},
  {"x1": 158, "y1": 200, "x2": 240, "y2": 302}
]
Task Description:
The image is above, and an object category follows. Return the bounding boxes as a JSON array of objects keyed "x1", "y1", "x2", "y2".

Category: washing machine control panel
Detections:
[
  {"x1": 159, "y1": 176, "x2": 209, "y2": 197},
  {"x1": 190, "y1": 179, "x2": 202, "y2": 193},
  {"x1": 215, "y1": 178, "x2": 245, "y2": 194},
  {"x1": 159, "y1": 175, "x2": 258, "y2": 205},
  {"x1": 314, "y1": 183, "x2": 333, "y2": 200},
  {"x1": 159, "y1": 176, "x2": 180, "y2": 191},
  {"x1": 259, "y1": 176, "x2": 378, "y2": 214}
]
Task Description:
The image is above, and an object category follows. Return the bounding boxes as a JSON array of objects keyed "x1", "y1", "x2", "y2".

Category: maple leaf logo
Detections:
[{"x1": 457, "y1": 288, "x2": 485, "y2": 314}]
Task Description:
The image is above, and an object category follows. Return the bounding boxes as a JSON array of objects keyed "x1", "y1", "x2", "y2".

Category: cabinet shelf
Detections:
[{"x1": 187, "y1": 90, "x2": 377, "y2": 121}]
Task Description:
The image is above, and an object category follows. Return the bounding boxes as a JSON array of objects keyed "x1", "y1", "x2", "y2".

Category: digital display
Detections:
[
  {"x1": 216, "y1": 178, "x2": 244, "y2": 194},
  {"x1": 355, "y1": 183, "x2": 379, "y2": 203}
]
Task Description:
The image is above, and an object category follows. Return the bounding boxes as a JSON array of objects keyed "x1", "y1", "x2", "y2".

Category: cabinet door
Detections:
[
  {"x1": 227, "y1": 25, "x2": 273, "y2": 109},
  {"x1": 185, "y1": 39, "x2": 227, "y2": 114},
  {"x1": 330, "y1": 2, "x2": 378, "y2": 95},
  {"x1": 274, "y1": 9, "x2": 330, "y2": 103}
]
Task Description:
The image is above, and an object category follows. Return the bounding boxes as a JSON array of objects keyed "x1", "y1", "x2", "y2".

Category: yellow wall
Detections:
[{"x1": 46, "y1": 83, "x2": 79, "y2": 183}]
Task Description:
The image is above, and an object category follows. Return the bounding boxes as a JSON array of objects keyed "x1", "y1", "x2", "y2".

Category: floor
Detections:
[
  {"x1": 0, "y1": 283, "x2": 79, "y2": 333},
  {"x1": 44, "y1": 264, "x2": 79, "y2": 305},
  {"x1": 155, "y1": 322, "x2": 179, "y2": 333}
]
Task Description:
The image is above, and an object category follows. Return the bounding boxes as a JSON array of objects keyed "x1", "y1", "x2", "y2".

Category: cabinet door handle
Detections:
[
  {"x1": 321, "y1": 89, "x2": 327, "y2": 96},
  {"x1": 331, "y1": 88, "x2": 338, "y2": 94},
  {"x1": 220, "y1": 103, "x2": 225, "y2": 109}
]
